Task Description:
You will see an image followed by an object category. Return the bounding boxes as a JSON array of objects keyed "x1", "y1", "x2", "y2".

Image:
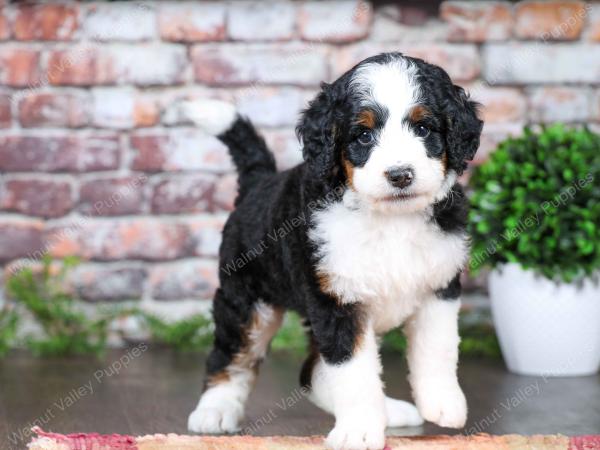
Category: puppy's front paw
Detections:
[
  {"x1": 325, "y1": 413, "x2": 386, "y2": 450},
  {"x1": 187, "y1": 403, "x2": 243, "y2": 434},
  {"x1": 414, "y1": 382, "x2": 467, "y2": 429}
]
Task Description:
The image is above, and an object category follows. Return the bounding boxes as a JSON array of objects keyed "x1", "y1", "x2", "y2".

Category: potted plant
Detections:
[{"x1": 469, "y1": 124, "x2": 600, "y2": 376}]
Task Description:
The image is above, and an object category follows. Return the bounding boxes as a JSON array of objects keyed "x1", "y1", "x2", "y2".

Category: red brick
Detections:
[
  {"x1": 0, "y1": 93, "x2": 10, "y2": 128},
  {"x1": 151, "y1": 175, "x2": 217, "y2": 214},
  {"x1": 158, "y1": 2, "x2": 226, "y2": 42},
  {"x1": 441, "y1": 2, "x2": 513, "y2": 42},
  {"x1": 370, "y1": 10, "x2": 448, "y2": 43},
  {"x1": 46, "y1": 48, "x2": 102, "y2": 86},
  {"x1": 333, "y1": 43, "x2": 480, "y2": 82},
  {"x1": 47, "y1": 44, "x2": 186, "y2": 86},
  {"x1": 588, "y1": 4, "x2": 600, "y2": 41},
  {"x1": 83, "y1": 3, "x2": 157, "y2": 42},
  {"x1": 515, "y1": 1, "x2": 587, "y2": 40},
  {"x1": 528, "y1": 87, "x2": 591, "y2": 123},
  {"x1": 469, "y1": 85, "x2": 527, "y2": 123},
  {"x1": 133, "y1": 97, "x2": 160, "y2": 127},
  {"x1": 18, "y1": 91, "x2": 90, "y2": 128},
  {"x1": 262, "y1": 128, "x2": 304, "y2": 170},
  {"x1": 191, "y1": 44, "x2": 329, "y2": 86},
  {"x1": 298, "y1": 1, "x2": 372, "y2": 43},
  {"x1": 483, "y1": 44, "x2": 600, "y2": 84},
  {"x1": 90, "y1": 88, "x2": 160, "y2": 129},
  {"x1": 228, "y1": 1, "x2": 296, "y2": 41},
  {"x1": 1, "y1": 178, "x2": 73, "y2": 218},
  {"x1": 14, "y1": 4, "x2": 79, "y2": 41},
  {"x1": 237, "y1": 87, "x2": 309, "y2": 128},
  {"x1": 45, "y1": 219, "x2": 192, "y2": 261},
  {"x1": 78, "y1": 175, "x2": 148, "y2": 216},
  {"x1": 0, "y1": 134, "x2": 120, "y2": 172},
  {"x1": 0, "y1": 220, "x2": 44, "y2": 263},
  {"x1": 0, "y1": 48, "x2": 40, "y2": 87},
  {"x1": 0, "y1": 11, "x2": 10, "y2": 40},
  {"x1": 70, "y1": 264, "x2": 146, "y2": 301},
  {"x1": 149, "y1": 260, "x2": 218, "y2": 300},
  {"x1": 474, "y1": 123, "x2": 524, "y2": 165},
  {"x1": 213, "y1": 173, "x2": 237, "y2": 212},
  {"x1": 185, "y1": 216, "x2": 226, "y2": 257},
  {"x1": 594, "y1": 90, "x2": 600, "y2": 122},
  {"x1": 130, "y1": 131, "x2": 232, "y2": 173}
]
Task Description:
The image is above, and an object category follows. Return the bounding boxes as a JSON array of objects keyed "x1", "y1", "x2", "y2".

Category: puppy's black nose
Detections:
[{"x1": 385, "y1": 166, "x2": 414, "y2": 188}]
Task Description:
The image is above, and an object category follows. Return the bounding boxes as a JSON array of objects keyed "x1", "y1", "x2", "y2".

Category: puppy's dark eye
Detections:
[
  {"x1": 357, "y1": 130, "x2": 374, "y2": 145},
  {"x1": 415, "y1": 125, "x2": 430, "y2": 138}
]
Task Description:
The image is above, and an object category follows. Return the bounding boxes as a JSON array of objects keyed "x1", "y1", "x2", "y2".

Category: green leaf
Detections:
[{"x1": 468, "y1": 124, "x2": 600, "y2": 283}]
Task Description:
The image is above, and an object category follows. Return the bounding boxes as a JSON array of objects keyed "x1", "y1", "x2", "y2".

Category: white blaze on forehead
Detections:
[
  {"x1": 350, "y1": 58, "x2": 421, "y2": 115},
  {"x1": 347, "y1": 58, "x2": 449, "y2": 213}
]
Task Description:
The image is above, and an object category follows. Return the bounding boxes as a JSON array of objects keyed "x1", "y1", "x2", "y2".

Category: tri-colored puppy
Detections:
[{"x1": 183, "y1": 52, "x2": 483, "y2": 450}]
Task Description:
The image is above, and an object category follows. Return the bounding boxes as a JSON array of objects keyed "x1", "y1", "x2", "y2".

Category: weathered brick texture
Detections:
[
  {"x1": 0, "y1": 178, "x2": 73, "y2": 218},
  {"x1": 0, "y1": 0, "x2": 598, "y2": 305},
  {"x1": 19, "y1": 91, "x2": 90, "y2": 128},
  {"x1": 14, "y1": 4, "x2": 79, "y2": 41},
  {"x1": 441, "y1": 2, "x2": 513, "y2": 42},
  {"x1": 514, "y1": 1, "x2": 587, "y2": 40}
]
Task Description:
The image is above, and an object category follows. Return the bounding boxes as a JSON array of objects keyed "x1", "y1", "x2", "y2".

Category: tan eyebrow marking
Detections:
[
  {"x1": 356, "y1": 109, "x2": 376, "y2": 128},
  {"x1": 408, "y1": 105, "x2": 432, "y2": 122}
]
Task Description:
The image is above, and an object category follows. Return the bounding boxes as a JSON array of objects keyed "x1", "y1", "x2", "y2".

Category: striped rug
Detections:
[{"x1": 29, "y1": 427, "x2": 600, "y2": 449}]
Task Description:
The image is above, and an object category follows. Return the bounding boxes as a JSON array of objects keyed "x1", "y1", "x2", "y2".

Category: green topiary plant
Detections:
[{"x1": 469, "y1": 124, "x2": 600, "y2": 282}]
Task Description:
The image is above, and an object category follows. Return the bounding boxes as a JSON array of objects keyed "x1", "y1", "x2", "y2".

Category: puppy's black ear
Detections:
[
  {"x1": 296, "y1": 82, "x2": 341, "y2": 179},
  {"x1": 445, "y1": 85, "x2": 483, "y2": 174}
]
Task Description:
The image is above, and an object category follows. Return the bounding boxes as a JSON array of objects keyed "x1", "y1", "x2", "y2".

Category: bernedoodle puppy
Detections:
[{"x1": 182, "y1": 52, "x2": 483, "y2": 450}]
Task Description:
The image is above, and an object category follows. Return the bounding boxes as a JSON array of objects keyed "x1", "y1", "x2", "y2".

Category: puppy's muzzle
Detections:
[{"x1": 385, "y1": 166, "x2": 414, "y2": 189}]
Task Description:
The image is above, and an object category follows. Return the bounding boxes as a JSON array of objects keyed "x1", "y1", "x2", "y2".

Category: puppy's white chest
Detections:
[{"x1": 309, "y1": 203, "x2": 467, "y2": 333}]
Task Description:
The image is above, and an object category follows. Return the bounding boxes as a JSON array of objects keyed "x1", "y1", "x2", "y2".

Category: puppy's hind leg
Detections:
[
  {"x1": 384, "y1": 397, "x2": 423, "y2": 428},
  {"x1": 188, "y1": 288, "x2": 283, "y2": 434}
]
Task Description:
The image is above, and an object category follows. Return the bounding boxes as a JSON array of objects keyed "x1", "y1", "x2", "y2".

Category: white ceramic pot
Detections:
[{"x1": 489, "y1": 263, "x2": 600, "y2": 376}]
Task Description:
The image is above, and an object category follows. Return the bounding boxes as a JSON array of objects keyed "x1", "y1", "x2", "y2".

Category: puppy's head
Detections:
[{"x1": 297, "y1": 53, "x2": 482, "y2": 213}]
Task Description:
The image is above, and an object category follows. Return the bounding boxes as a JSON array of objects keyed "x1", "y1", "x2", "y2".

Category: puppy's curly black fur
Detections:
[{"x1": 186, "y1": 52, "x2": 483, "y2": 444}]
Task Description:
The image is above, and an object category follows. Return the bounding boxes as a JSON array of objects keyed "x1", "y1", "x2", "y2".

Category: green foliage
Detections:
[
  {"x1": 381, "y1": 324, "x2": 501, "y2": 359},
  {"x1": 139, "y1": 312, "x2": 213, "y2": 352},
  {"x1": 381, "y1": 328, "x2": 408, "y2": 353},
  {"x1": 0, "y1": 305, "x2": 18, "y2": 356},
  {"x1": 271, "y1": 312, "x2": 307, "y2": 354},
  {"x1": 6, "y1": 256, "x2": 119, "y2": 356},
  {"x1": 469, "y1": 124, "x2": 600, "y2": 282},
  {"x1": 2, "y1": 257, "x2": 501, "y2": 359},
  {"x1": 457, "y1": 323, "x2": 502, "y2": 359}
]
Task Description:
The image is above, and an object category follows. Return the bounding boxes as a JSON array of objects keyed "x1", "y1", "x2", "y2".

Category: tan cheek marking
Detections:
[
  {"x1": 442, "y1": 151, "x2": 449, "y2": 175},
  {"x1": 342, "y1": 157, "x2": 355, "y2": 190}
]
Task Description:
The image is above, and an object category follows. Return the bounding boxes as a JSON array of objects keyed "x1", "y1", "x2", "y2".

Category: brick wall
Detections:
[{"x1": 0, "y1": 1, "x2": 599, "y2": 321}]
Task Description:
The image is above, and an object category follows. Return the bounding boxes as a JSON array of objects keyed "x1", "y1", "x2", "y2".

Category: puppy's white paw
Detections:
[
  {"x1": 325, "y1": 413, "x2": 386, "y2": 450},
  {"x1": 187, "y1": 403, "x2": 243, "y2": 434},
  {"x1": 414, "y1": 382, "x2": 467, "y2": 429},
  {"x1": 384, "y1": 397, "x2": 424, "y2": 428}
]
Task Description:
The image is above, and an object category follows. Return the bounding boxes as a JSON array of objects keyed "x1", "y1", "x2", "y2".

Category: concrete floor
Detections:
[{"x1": 1, "y1": 348, "x2": 599, "y2": 449}]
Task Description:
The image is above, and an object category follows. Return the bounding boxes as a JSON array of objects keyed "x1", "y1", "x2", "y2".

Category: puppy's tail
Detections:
[{"x1": 180, "y1": 99, "x2": 276, "y2": 192}]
